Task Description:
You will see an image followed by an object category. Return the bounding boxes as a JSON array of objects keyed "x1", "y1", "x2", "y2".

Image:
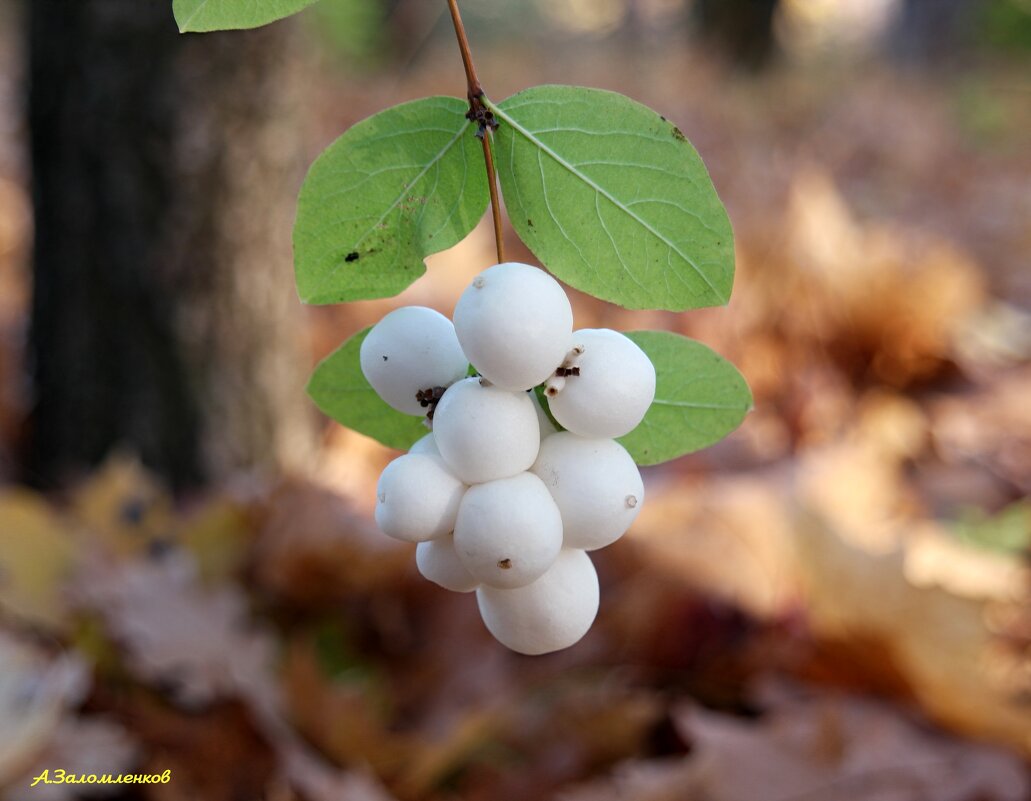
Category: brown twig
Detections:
[
  {"x1": 480, "y1": 133, "x2": 505, "y2": 263},
  {"x1": 446, "y1": 0, "x2": 506, "y2": 264},
  {"x1": 446, "y1": 0, "x2": 481, "y2": 100}
]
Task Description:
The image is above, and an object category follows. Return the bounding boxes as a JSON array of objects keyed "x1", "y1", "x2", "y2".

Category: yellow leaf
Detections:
[
  {"x1": 179, "y1": 498, "x2": 252, "y2": 584},
  {"x1": 71, "y1": 452, "x2": 172, "y2": 558},
  {"x1": 0, "y1": 488, "x2": 77, "y2": 630}
]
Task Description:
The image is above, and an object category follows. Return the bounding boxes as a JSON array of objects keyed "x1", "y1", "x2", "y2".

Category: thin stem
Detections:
[
  {"x1": 446, "y1": 0, "x2": 481, "y2": 100},
  {"x1": 481, "y1": 132, "x2": 505, "y2": 263},
  {"x1": 446, "y1": 0, "x2": 506, "y2": 264}
]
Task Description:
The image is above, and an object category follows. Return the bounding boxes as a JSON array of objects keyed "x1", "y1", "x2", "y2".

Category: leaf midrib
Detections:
[
  {"x1": 652, "y1": 398, "x2": 749, "y2": 410},
  {"x1": 177, "y1": 0, "x2": 211, "y2": 31}
]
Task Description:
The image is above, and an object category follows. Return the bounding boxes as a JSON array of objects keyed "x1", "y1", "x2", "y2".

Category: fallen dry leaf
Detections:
[
  {"x1": 68, "y1": 544, "x2": 391, "y2": 801},
  {"x1": 177, "y1": 495, "x2": 252, "y2": 585},
  {"x1": 70, "y1": 453, "x2": 174, "y2": 559},
  {"x1": 792, "y1": 504, "x2": 1031, "y2": 756},
  {"x1": 0, "y1": 633, "x2": 88, "y2": 787},
  {"x1": 628, "y1": 474, "x2": 797, "y2": 619},
  {"x1": 795, "y1": 424, "x2": 1030, "y2": 747},
  {"x1": 560, "y1": 681, "x2": 1029, "y2": 801},
  {"x1": 676, "y1": 681, "x2": 1029, "y2": 801},
  {"x1": 0, "y1": 488, "x2": 78, "y2": 631},
  {"x1": 780, "y1": 168, "x2": 986, "y2": 385},
  {"x1": 72, "y1": 550, "x2": 276, "y2": 709}
]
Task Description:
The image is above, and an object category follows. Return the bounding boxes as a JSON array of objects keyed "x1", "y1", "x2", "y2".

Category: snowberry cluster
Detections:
[{"x1": 360, "y1": 262, "x2": 656, "y2": 655}]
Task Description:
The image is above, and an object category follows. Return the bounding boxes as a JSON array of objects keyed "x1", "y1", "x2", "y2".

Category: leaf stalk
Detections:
[{"x1": 446, "y1": 0, "x2": 506, "y2": 263}]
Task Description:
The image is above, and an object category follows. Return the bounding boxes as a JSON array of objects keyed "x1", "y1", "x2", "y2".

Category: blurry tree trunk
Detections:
[
  {"x1": 26, "y1": 0, "x2": 314, "y2": 491},
  {"x1": 695, "y1": 0, "x2": 780, "y2": 70}
]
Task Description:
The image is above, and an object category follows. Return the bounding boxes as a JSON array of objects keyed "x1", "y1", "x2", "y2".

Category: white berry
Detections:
[
  {"x1": 374, "y1": 454, "x2": 465, "y2": 543},
  {"x1": 360, "y1": 306, "x2": 469, "y2": 416},
  {"x1": 416, "y1": 536, "x2": 479, "y2": 593},
  {"x1": 453, "y1": 262, "x2": 573, "y2": 391},
  {"x1": 532, "y1": 432, "x2": 643, "y2": 550},
  {"x1": 547, "y1": 329, "x2": 655, "y2": 438},
  {"x1": 454, "y1": 472, "x2": 563, "y2": 589},
  {"x1": 477, "y1": 549, "x2": 599, "y2": 655},
  {"x1": 432, "y1": 377, "x2": 540, "y2": 483},
  {"x1": 409, "y1": 432, "x2": 440, "y2": 457}
]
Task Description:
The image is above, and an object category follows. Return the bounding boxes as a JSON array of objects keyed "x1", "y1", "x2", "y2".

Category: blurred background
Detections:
[{"x1": 1, "y1": 0, "x2": 1030, "y2": 799}]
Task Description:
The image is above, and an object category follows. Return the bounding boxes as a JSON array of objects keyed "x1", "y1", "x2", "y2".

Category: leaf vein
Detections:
[
  {"x1": 307, "y1": 120, "x2": 472, "y2": 297},
  {"x1": 493, "y1": 104, "x2": 728, "y2": 304}
]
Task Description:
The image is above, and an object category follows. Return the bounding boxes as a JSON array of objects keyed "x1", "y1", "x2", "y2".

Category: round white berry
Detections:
[
  {"x1": 374, "y1": 454, "x2": 465, "y2": 543},
  {"x1": 408, "y1": 432, "x2": 440, "y2": 457},
  {"x1": 360, "y1": 306, "x2": 469, "y2": 416},
  {"x1": 453, "y1": 262, "x2": 573, "y2": 391},
  {"x1": 532, "y1": 432, "x2": 643, "y2": 550},
  {"x1": 432, "y1": 377, "x2": 540, "y2": 483},
  {"x1": 477, "y1": 549, "x2": 599, "y2": 655},
  {"x1": 416, "y1": 536, "x2": 479, "y2": 593},
  {"x1": 454, "y1": 472, "x2": 563, "y2": 589},
  {"x1": 547, "y1": 329, "x2": 655, "y2": 439}
]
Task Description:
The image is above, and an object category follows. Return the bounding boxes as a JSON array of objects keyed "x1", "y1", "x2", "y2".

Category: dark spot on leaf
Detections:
[
  {"x1": 672, "y1": 127, "x2": 686, "y2": 141},
  {"x1": 527, "y1": 218, "x2": 534, "y2": 228},
  {"x1": 660, "y1": 115, "x2": 667, "y2": 122},
  {"x1": 345, "y1": 252, "x2": 359, "y2": 263}
]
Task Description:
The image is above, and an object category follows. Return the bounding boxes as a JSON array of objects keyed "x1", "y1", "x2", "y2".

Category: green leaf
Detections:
[
  {"x1": 308, "y1": 327, "x2": 429, "y2": 451},
  {"x1": 533, "y1": 385, "x2": 565, "y2": 433},
  {"x1": 294, "y1": 96, "x2": 489, "y2": 304},
  {"x1": 490, "y1": 86, "x2": 734, "y2": 311},
  {"x1": 618, "y1": 331, "x2": 751, "y2": 465},
  {"x1": 173, "y1": 0, "x2": 320, "y2": 32}
]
